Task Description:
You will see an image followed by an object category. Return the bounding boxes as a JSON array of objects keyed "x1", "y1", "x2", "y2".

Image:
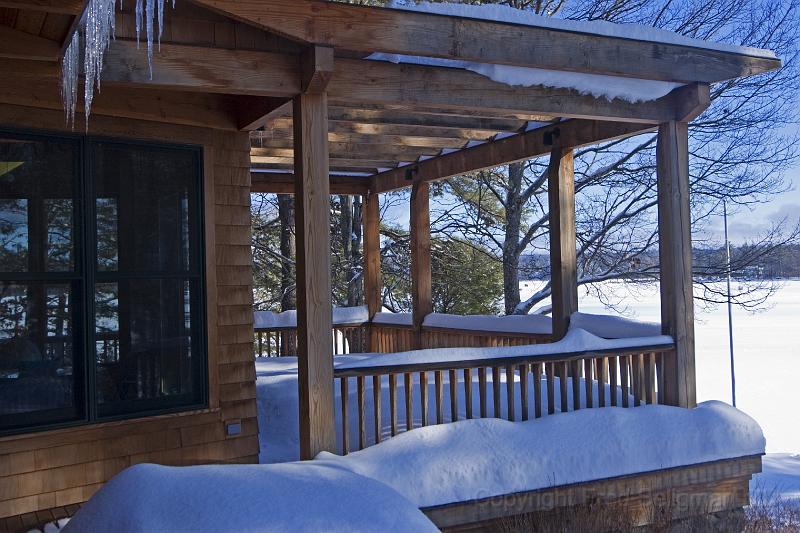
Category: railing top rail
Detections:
[
  {"x1": 333, "y1": 341, "x2": 675, "y2": 378},
  {"x1": 254, "y1": 321, "x2": 369, "y2": 332}
]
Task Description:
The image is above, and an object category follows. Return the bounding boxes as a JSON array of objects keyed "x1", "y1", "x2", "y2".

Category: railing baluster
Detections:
[
  {"x1": 572, "y1": 360, "x2": 581, "y2": 411},
  {"x1": 609, "y1": 356, "x2": 618, "y2": 407},
  {"x1": 449, "y1": 369, "x2": 458, "y2": 422},
  {"x1": 620, "y1": 355, "x2": 630, "y2": 408},
  {"x1": 373, "y1": 375, "x2": 382, "y2": 444},
  {"x1": 478, "y1": 367, "x2": 487, "y2": 418},
  {"x1": 656, "y1": 352, "x2": 665, "y2": 405},
  {"x1": 389, "y1": 373, "x2": 397, "y2": 436},
  {"x1": 258, "y1": 332, "x2": 263, "y2": 357},
  {"x1": 357, "y1": 376, "x2": 366, "y2": 450},
  {"x1": 584, "y1": 357, "x2": 593, "y2": 408},
  {"x1": 560, "y1": 361, "x2": 569, "y2": 413},
  {"x1": 492, "y1": 366, "x2": 501, "y2": 418},
  {"x1": 631, "y1": 354, "x2": 644, "y2": 407},
  {"x1": 464, "y1": 368, "x2": 473, "y2": 419},
  {"x1": 519, "y1": 363, "x2": 529, "y2": 421},
  {"x1": 404, "y1": 373, "x2": 413, "y2": 431},
  {"x1": 420, "y1": 371, "x2": 429, "y2": 426},
  {"x1": 598, "y1": 357, "x2": 607, "y2": 408},
  {"x1": 505, "y1": 366, "x2": 515, "y2": 421},
  {"x1": 434, "y1": 370, "x2": 444, "y2": 424},
  {"x1": 646, "y1": 352, "x2": 656, "y2": 405},
  {"x1": 546, "y1": 362, "x2": 555, "y2": 415},
  {"x1": 533, "y1": 363, "x2": 542, "y2": 418},
  {"x1": 341, "y1": 376, "x2": 350, "y2": 455}
]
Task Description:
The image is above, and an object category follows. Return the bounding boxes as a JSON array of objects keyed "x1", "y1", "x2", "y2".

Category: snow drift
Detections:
[
  {"x1": 318, "y1": 401, "x2": 765, "y2": 508},
  {"x1": 63, "y1": 462, "x2": 438, "y2": 533}
]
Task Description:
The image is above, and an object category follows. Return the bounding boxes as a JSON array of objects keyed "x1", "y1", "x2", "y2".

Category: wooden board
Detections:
[{"x1": 423, "y1": 455, "x2": 762, "y2": 531}]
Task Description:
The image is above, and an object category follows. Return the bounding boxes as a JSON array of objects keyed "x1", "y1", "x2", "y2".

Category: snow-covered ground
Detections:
[
  {"x1": 521, "y1": 279, "x2": 800, "y2": 455},
  {"x1": 522, "y1": 279, "x2": 800, "y2": 502}
]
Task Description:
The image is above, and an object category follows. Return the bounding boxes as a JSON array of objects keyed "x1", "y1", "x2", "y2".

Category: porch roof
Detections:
[{"x1": 0, "y1": 0, "x2": 780, "y2": 194}]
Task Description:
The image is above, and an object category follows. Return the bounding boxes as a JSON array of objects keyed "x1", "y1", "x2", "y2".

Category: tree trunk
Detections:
[
  {"x1": 277, "y1": 194, "x2": 295, "y2": 312},
  {"x1": 348, "y1": 196, "x2": 364, "y2": 306},
  {"x1": 503, "y1": 162, "x2": 524, "y2": 314}
]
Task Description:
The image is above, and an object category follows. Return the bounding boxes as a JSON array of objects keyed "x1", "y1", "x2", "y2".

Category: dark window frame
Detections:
[{"x1": 0, "y1": 127, "x2": 208, "y2": 436}]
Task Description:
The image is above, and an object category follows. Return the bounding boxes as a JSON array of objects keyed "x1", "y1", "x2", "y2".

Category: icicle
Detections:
[
  {"x1": 61, "y1": 0, "x2": 174, "y2": 126},
  {"x1": 61, "y1": 32, "x2": 80, "y2": 129}
]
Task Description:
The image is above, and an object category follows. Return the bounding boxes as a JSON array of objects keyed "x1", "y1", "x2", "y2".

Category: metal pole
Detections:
[{"x1": 724, "y1": 201, "x2": 736, "y2": 407}]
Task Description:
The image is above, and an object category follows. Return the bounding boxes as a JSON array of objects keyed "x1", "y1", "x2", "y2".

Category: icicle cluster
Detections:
[{"x1": 61, "y1": 0, "x2": 174, "y2": 128}]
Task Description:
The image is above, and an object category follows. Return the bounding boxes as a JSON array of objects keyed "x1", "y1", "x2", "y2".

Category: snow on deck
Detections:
[
  {"x1": 423, "y1": 312, "x2": 552, "y2": 334},
  {"x1": 316, "y1": 402, "x2": 764, "y2": 508},
  {"x1": 62, "y1": 462, "x2": 438, "y2": 533}
]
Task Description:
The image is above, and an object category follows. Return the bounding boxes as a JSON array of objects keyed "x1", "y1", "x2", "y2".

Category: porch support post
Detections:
[
  {"x1": 410, "y1": 181, "x2": 432, "y2": 348},
  {"x1": 294, "y1": 46, "x2": 336, "y2": 459},
  {"x1": 657, "y1": 121, "x2": 696, "y2": 408},
  {"x1": 547, "y1": 146, "x2": 577, "y2": 340},
  {"x1": 363, "y1": 190, "x2": 382, "y2": 350}
]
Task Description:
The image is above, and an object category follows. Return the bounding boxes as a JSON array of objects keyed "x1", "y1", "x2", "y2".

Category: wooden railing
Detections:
[
  {"x1": 332, "y1": 344, "x2": 675, "y2": 454},
  {"x1": 254, "y1": 323, "x2": 369, "y2": 357},
  {"x1": 255, "y1": 321, "x2": 553, "y2": 357}
]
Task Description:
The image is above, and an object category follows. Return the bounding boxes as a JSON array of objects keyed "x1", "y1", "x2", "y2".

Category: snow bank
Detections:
[
  {"x1": 424, "y1": 312, "x2": 551, "y2": 335},
  {"x1": 753, "y1": 453, "x2": 800, "y2": 502},
  {"x1": 385, "y1": 0, "x2": 775, "y2": 59},
  {"x1": 571, "y1": 311, "x2": 661, "y2": 339},
  {"x1": 318, "y1": 401, "x2": 765, "y2": 508},
  {"x1": 335, "y1": 327, "x2": 672, "y2": 370},
  {"x1": 254, "y1": 306, "x2": 369, "y2": 329},
  {"x1": 63, "y1": 462, "x2": 437, "y2": 533}
]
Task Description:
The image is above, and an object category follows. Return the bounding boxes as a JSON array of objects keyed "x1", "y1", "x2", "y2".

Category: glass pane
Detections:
[
  {"x1": 0, "y1": 282, "x2": 78, "y2": 422},
  {"x1": 0, "y1": 135, "x2": 76, "y2": 273},
  {"x1": 93, "y1": 143, "x2": 198, "y2": 273},
  {"x1": 95, "y1": 279, "x2": 201, "y2": 415}
]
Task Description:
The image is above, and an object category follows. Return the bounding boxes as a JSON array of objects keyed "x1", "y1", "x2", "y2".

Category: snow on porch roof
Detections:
[{"x1": 384, "y1": 0, "x2": 777, "y2": 60}]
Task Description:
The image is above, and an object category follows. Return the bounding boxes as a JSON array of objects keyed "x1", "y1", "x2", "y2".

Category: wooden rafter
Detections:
[
  {"x1": 187, "y1": 0, "x2": 780, "y2": 83},
  {"x1": 0, "y1": 25, "x2": 60, "y2": 60},
  {"x1": 0, "y1": 0, "x2": 84, "y2": 14},
  {"x1": 253, "y1": 130, "x2": 477, "y2": 149}
]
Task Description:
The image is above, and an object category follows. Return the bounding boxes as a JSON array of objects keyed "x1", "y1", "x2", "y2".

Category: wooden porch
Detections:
[{"x1": 0, "y1": 0, "x2": 781, "y2": 529}]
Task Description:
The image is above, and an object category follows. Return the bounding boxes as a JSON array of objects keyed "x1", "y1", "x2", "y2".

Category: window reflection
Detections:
[{"x1": 0, "y1": 282, "x2": 75, "y2": 416}]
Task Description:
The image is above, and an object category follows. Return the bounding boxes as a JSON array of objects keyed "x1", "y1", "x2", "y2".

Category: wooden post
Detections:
[
  {"x1": 294, "y1": 47, "x2": 336, "y2": 458},
  {"x1": 657, "y1": 121, "x2": 696, "y2": 408},
  {"x1": 364, "y1": 191, "x2": 381, "y2": 351},
  {"x1": 410, "y1": 181, "x2": 432, "y2": 348},
  {"x1": 547, "y1": 147, "x2": 577, "y2": 340}
]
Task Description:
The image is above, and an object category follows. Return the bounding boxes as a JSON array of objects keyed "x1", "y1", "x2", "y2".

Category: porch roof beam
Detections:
[
  {"x1": 100, "y1": 41, "x2": 697, "y2": 126},
  {"x1": 188, "y1": 0, "x2": 780, "y2": 84},
  {"x1": 371, "y1": 119, "x2": 662, "y2": 193}
]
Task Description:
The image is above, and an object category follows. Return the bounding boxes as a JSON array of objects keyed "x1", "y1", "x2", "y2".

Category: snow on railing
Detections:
[{"x1": 332, "y1": 328, "x2": 675, "y2": 454}]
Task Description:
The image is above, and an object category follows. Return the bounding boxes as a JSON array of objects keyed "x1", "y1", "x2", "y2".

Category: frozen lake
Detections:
[{"x1": 520, "y1": 279, "x2": 800, "y2": 454}]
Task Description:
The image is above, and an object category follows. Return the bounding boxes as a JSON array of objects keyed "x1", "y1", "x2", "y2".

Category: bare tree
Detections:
[{"x1": 431, "y1": 0, "x2": 800, "y2": 315}]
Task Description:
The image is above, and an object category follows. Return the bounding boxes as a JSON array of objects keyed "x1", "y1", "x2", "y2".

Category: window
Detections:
[{"x1": 0, "y1": 130, "x2": 206, "y2": 433}]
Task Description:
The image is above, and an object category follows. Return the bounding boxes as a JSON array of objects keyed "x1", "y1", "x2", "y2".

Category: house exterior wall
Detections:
[{"x1": 0, "y1": 103, "x2": 258, "y2": 518}]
